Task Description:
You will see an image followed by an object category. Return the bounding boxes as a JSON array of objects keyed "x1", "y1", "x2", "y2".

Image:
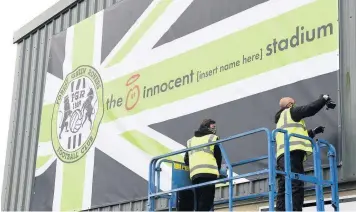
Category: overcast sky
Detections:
[{"x1": 0, "y1": 0, "x2": 59, "y2": 202}]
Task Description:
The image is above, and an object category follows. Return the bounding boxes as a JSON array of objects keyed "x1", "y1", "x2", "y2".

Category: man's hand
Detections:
[
  {"x1": 219, "y1": 164, "x2": 228, "y2": 179},
  {"x1": 313, "y1": 126, "x2": 325, "y2": 135},
  {"x1": 320, "y1": 94, "x2": 336, "y2": 109}
]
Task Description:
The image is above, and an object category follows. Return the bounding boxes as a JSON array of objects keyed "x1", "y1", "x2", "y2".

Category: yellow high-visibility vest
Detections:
[
  {"x1": 187, "y1": 134, "x2": 219, "y2": 179},
  {"x1": 276, "y1": 108, "x2": 312, "y2": 161}
]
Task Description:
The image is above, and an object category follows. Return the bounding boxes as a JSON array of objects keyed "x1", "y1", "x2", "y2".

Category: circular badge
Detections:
[{"x1": 51, "y1": 65, "x2": 104, "y2": 163}]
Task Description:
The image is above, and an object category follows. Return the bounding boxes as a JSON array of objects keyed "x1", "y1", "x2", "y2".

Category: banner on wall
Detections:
[{"x1": 31, "y1": 0, "x2": 340, "y2": 210}]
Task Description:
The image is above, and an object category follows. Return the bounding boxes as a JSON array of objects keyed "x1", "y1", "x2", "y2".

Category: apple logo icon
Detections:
[{"x1": 125, "y1": 74, "x2": 141, "y2": 111}]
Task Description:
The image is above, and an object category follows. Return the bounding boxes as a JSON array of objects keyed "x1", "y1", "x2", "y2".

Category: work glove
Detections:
[
  {"x1": 320, "y1": 94, "x2": 331, "y2": 101},
  {"x1": 320, "y1": 94, "x2": 336, "y2": 109},
  {"x1": 219, "y1": 165, "x2": 228, "y2": 179},
  {"x1": 326, "y1": 100, "x2": 336, "y2": 109},
  {"x1": 313, "y1": 126, "x2": 325, "y2": 135}
]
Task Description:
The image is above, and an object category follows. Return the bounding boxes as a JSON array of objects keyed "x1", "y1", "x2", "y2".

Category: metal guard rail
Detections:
[{"x1": 148, "y1": 127, "x2": 339, "y2": 211}]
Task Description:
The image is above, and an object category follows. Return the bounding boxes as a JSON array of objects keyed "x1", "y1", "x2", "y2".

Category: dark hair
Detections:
[
  {"x1": 198, "y1": 119, "x2": 216, "y2": 133},
  {"x1": 200, "y1": 119, "x2": 215, "y2": 128}
]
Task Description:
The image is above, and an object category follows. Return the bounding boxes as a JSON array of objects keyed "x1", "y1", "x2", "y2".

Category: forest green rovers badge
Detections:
[{"x1": 51, "y1": 65, "x2": 104, "y2": 163}]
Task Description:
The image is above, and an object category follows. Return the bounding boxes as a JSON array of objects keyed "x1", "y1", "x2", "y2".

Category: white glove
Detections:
[{"x1": 322, "y1": 94, "x2": 330, "y2": 101}]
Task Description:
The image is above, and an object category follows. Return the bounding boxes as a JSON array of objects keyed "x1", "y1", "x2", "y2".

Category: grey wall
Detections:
[
  {"x1": 2, "y1": 0, "x2": 356, "y2": 211},
  {"x1": 339, "y1": 0, "x2": 356, "y2": 181}
]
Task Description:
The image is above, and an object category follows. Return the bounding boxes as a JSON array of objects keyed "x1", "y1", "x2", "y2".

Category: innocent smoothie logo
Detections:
[
  {"x1": 51, "y1": 65, "x2": 104, "y2": 163},
  {"x1": 125, "y1": 74, "x2": 141, "y2": 110}
]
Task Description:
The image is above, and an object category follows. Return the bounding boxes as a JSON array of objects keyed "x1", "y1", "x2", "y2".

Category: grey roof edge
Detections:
[{"x1": 13, "y1": 0, "x2": 78, "y2": 44}]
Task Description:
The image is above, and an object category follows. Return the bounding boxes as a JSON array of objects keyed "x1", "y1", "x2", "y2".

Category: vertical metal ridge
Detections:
[
  {"x1": 14, "y1": 34, "x2": 34, "y2": 211},
  {"x1": 6, "y1": 38, "x2": 27, "y2": 211},
  {"x1": 46, "y1": 22, "x2": 55, "y2": 71},
  {"x1": 79, "y1": 0, "x2": 87, "y2": 21},
  {"x1": 63, "y1": 11, "x2": 69, "y2": 30},
  {"x1": 1, "y1": 41, "x2": 25, "y2": 211},
  {"x1": 94, "y1": 0, "x2": 100, "y2": 13},
  {"x1": 68, "y1": 6, "x2": 73, "y2": 28},
  {"x1": 17, "y1": 33, "x2": 38, "y2": 210},
  {"x1": 27, "y1": 26, "x2": 51, "y2": 211},
  {"x1": 106, "y1": 0, "x2": 112, "y2": 8},
  {"x1": 76, "y1": 2, "x2": 81, "y2": 24},
  {"x1": 97, "y1": 0, "x2": 104, "y2": 11},
  {"x1": 85, "y1": 0, "x2": 90, "y2": 19},
  {"x1": 28, "y1": 24, "x2": 51, "y2": 211},
  {"x1": 22, "y1": 31, "x2": 42, "y2": 210},
  {"x1": 68, "y1": 10, "x2": 72, "y2": 29},
  {"x1": 88, "y1": 0, "x2": 96, "y2": 17},
  {"x1": 9, "y1": 35, "x2": 32, "y2": 210},
  {"x1": 339, "y1": 0, "x2": 356, "y2": 180},
  {"x1": 70, "y1": 5, "x2": 78, "y2": 26},
  {"x1": 55, "y1": 15, "x2": 64, "y2": 35},
  {"x1": 103, "y1": 0, "x2": 107, "y2": 10},
  {"x1": 60, "y1": 14, "x2": 64, "y2": 33},
  {"x1": 335, "y1": 0, "x2": 343, "y2": 169},
  {"x1": 6, "y1": 40, "x2": 27, "y2": 210}
]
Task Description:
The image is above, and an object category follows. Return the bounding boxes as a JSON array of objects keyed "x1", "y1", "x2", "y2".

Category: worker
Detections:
[
  {"x1": 274, "y1": 94, "x2": 336, "y2": 211},
  {"x1": 183, "y1": 119, "x2": 222, "y2": 211}
]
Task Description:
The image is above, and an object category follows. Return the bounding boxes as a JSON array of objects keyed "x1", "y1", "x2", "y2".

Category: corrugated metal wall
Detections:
[
  {"x1": 1, "y1": 1, "x2": 122, "y2": 211},
  {"x1": 2, "y1": 0, "x2": 356, "y2": 211},
  {"x1": 339, "y1": 0, "x2": 356, "y2": 181}
]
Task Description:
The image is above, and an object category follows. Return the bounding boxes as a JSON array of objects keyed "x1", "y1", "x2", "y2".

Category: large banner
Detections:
[{"x1": 31, "y1": 0, "x2": 340, "y2": 210}]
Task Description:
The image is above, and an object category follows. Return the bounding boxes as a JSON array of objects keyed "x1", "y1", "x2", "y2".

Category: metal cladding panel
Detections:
[
  {"x1": 339, "y1": 0, "x2": 356, "y2": 181},
  {"x1": 1, "y1": 0, "x2": 122, "y2": 211},
  {"x1": 1, "y1": 41, "x2": 24, "y2": 212},
  {"x1": 2, "y1": 23, "x2": 55, "y2": 211}
]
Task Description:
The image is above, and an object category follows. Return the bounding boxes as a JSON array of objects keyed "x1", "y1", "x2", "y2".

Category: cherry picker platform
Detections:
[{"x1": 148, "y1": 128, "x2": 340, "y2": 211}]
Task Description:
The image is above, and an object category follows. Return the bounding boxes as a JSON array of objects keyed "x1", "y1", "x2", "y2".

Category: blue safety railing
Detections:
[{"x1": 147, "y1": 127, "x2": 339, "y2": 211}]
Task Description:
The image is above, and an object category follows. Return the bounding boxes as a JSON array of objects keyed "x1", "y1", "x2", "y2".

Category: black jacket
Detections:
[
  {"x1": 184, "y1": 129, "x2": 222, "y2": 181},
  {"x1": 274, "y1": 96, "x2": 328, "y2": 138}
]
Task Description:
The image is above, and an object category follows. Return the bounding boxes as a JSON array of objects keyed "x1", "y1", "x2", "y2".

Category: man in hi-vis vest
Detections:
[
  {"x1": 274, "y1": 94, "x2": 336, "y2": 211},
  {"x1": 184, "y1": 119, "x2": 222, "y2": 211}
]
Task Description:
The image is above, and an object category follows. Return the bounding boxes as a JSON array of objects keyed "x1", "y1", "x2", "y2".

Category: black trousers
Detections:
[
  {"x1": 176, "y1": 189, "x2": 195, "y2": 211},
  {"x1": 192, "y1": 177, "x2": 216, "y2": 211},
  {"x1": 276, "y1": 150, "x2": 305, "y2": 211}
]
